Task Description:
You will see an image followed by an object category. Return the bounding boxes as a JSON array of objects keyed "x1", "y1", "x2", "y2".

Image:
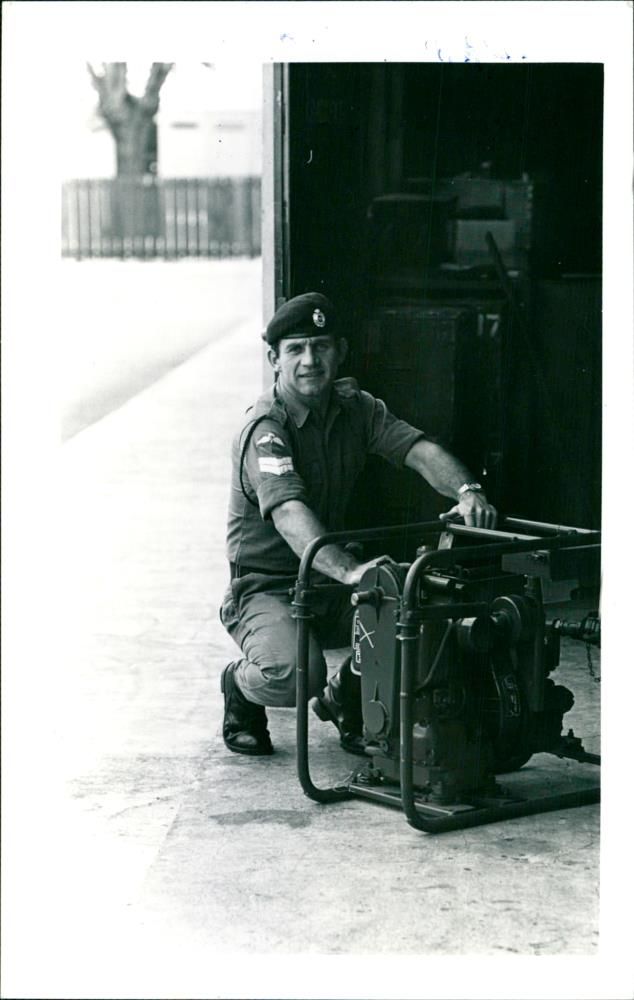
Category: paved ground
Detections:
[
  {"x1": 3, "y1": 259, "x2": 608, "y2": 999},
  {"x1": 58, "y1": 257, "x2": 262, "y2": 439}
]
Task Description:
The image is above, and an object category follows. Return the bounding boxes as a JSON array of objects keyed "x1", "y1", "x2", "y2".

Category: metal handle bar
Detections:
[
  {"x1": 296, "y1": 519, "x2": 600, "y2": 594},
  {"x1": 295, "y1": 519, "x2": 446, "y2": 591},
  {"x1": 504, "y1": 517, "x2": 599, "y2": 536}
]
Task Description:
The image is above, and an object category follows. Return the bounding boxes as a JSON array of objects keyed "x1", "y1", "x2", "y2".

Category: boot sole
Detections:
[{"x1": 223, "y1": 737, "x2": 274, "y2": 757}]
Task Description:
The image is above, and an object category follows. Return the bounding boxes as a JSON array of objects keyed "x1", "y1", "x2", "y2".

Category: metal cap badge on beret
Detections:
[{"x1": 263, "y1": 292, "x2": 336, "y2": 346}]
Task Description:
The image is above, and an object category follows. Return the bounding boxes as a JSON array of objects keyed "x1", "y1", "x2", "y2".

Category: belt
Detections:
[{"x1": 229, "y1": 562, "x2": 295, "y2": 581}]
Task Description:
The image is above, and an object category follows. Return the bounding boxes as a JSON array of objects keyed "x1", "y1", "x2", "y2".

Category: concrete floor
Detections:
[{"x1": 3, "y1": 260, "x2": 608, "y2": 999}]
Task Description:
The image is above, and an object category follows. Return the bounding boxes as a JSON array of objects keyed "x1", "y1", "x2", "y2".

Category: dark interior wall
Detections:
[
  {"x1": 529, "y1": 277, "x2": 603, "y2": 526},
  {"x1": 284, "y1": 63, "x2": 603, "y2": 529},
  {"x1": 286, "y1": 64, "x2": 370, "y2": 333}
]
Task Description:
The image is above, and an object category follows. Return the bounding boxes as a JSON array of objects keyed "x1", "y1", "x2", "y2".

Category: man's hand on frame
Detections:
[{"x1": 440, "y1": 491, "x2": 498, "y2": 529}]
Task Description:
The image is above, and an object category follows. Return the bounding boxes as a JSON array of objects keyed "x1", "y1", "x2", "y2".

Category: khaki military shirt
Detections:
[{"x1": 226, "y1": 378, "x2": 425, "y2": 573}]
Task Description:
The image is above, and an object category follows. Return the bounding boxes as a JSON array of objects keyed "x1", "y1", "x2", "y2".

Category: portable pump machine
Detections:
[{"x1": 293, "y1": 518, "x2": 601, "y2": 834}]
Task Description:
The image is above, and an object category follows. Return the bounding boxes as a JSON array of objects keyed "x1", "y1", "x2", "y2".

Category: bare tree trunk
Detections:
[
  {"x1": 87, "y1": 62, "x2": 172, "y2": 176},
  {"x1": 87, "y1": 62, "x2": 172, "y2": 251},
  {"x1": 112, "y1": 113, "x2": 157, "y2": 177}
]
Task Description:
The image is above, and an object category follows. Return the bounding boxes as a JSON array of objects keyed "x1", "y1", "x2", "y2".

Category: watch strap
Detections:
[{"x1": 457, "y1": 482, "x2": 483, "y2": 498}]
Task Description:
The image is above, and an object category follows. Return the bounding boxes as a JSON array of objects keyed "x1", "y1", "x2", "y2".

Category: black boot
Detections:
[
  {"x1": 221, "y1": 662, "x2": 273, "y2": 756},
  {"x1": 310, "y1": 657, "x2": 366, "y2": 756}
]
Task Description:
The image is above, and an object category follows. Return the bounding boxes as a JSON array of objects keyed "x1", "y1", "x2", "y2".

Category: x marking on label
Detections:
[{"x1": 357, "y1": 621, "x2": 376, "y2": 649}]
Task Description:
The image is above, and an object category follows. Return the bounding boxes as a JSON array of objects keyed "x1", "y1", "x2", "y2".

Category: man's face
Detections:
[{"x1": 270, "y1": 334, "x2": 347, "y2": 400}]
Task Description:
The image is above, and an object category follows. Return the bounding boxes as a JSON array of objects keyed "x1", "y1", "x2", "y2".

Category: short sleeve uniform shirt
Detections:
[{"x1": 226, "y1": 378, "x2": 425, "y2": 573}]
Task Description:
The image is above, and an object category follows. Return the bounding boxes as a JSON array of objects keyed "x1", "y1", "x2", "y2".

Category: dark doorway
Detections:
[{"x1": 276, "y1": 63, "x2": 602, "y2": 531}]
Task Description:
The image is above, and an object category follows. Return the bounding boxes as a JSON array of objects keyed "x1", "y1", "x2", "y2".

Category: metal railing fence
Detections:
[{"x1": 62, "y1": 177, "x2": 261, "y2": 259}]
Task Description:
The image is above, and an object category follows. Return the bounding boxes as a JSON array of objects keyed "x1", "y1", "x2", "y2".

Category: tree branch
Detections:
[
  {"x1": 140, "y1": 62, "x2": 173, "y2": 114},
  {"x1": 87, "y1": 61, "x2": 132, "y2": 126}
]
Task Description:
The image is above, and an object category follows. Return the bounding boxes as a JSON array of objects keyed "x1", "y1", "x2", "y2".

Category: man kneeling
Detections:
[{"x1": 219, "y1": 293, "x2": 496, "y2": 755}]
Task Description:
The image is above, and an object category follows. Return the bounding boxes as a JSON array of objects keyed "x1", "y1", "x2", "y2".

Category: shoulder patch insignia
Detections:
[{"x1": 256, "y1": 432, "x2": 287, "y2": 449}]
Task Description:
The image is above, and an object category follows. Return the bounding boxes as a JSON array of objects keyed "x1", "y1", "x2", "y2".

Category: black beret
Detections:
[{"x1": 263, "y1": 292, "x2": 336, "y2": 346}]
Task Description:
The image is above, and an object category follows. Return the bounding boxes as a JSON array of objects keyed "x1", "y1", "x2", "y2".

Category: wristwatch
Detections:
[{"x1": 457, "y1": 482, "x2": 483, "y2": 498}]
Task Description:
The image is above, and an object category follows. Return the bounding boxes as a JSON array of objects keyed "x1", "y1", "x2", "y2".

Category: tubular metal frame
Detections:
[{"x1": 293, "y1": 519, "x2": 601, "y2": 833}]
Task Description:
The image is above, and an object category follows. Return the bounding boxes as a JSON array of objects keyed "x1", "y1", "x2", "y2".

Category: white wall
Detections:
[
  {"x1": 60, "y1": 111, "x2": 116, "y2": 180},
  {"x1": 157, "y1": 109, "x2": 262, "y2": 178}
]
